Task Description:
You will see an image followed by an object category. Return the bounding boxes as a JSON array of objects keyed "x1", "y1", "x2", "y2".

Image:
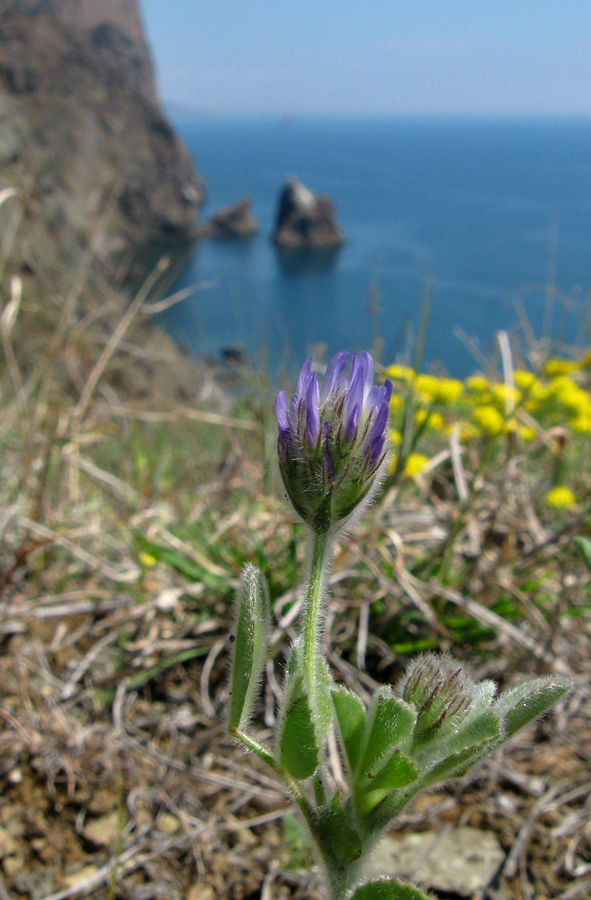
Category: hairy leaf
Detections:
[
  {"x1": 493, "y1": 675, "x2": 573, "y2": 739},
  {"x1": 357, "y1": 690, "x2": 416, "y2": 780},
  {"x1": 351, "y1": 880, "x2": 432, "y2": 900},
  {"x1": 228, "y1": 564, "x2": 269, "y2": 731},
  {"x1": 332, "y1": 688, "x2": 366, "y2": 772},
  {"x1": 318, "y1": 792, "x2": 362, "y2": 869},
  {"x1": 574, "y1": 536, "x2": 591, "y2": 574},
  {"x1": 278, "y1": 675, "x2": 318, "y2": 780}
]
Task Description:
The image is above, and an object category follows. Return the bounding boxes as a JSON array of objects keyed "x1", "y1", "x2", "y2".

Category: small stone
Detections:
[
  {"x1": 0, "y1": 805, "x2": 25, "y2": 837},
  {"x1": 187, "y1": 885, "x2": 216, "y2": 900},
  {"x1": 0, "y1": 827, "x2": 17, "y2": 859},
  {"x1": 2, "y1": 855, "x2": 24, "y2": 877},
  {"x1": 64, "y1": 865, "x2": 100, "y2": 888},
  {"x1": 156, "y1": 813, "x2": 180, "y2": 834},
  {"x1": 82, "y1": 812, "x2": 121, "y2": 848},
  {"x1": 367, "y1": 827, "x2": 505, "y2": 897},
  {"x1": 88, "y1": 789, "x2": 117, "y2": 815}
]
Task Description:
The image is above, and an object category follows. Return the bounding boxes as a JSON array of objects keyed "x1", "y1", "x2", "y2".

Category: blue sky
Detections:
[{"x1": 139, "y1": 1, "x2": 591, "y2": 117}]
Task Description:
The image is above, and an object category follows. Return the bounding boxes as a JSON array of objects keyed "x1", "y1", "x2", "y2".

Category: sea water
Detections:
[{"x1": 158, "y1": 115, "x2": 591, "y2": 377}]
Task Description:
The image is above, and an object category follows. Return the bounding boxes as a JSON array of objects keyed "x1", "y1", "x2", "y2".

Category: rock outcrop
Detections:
[
  {"x1": 273, "y1": 177, "x2": 343, "y2": 249},
  {"x1": 0, "y1": 0, "x2": 203, "y2": 285},
  {"x1": 202, "y1": 198, "x2": 258, "y2": 239}
]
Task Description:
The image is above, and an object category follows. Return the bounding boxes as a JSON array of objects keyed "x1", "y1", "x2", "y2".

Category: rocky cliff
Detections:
[{"x1": 0, "y1": 0, "x2": 203, "y2": 285}]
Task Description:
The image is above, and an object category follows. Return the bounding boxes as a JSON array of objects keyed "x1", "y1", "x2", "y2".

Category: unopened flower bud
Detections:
[
  {"x1": 398, "y1": 653, "x2": 489, "y2": 745},
  {"x1": 276, "y1": 351, "x2": 392, "y2": 533}
]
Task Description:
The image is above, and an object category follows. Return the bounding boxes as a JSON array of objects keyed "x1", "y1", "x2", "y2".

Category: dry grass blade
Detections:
[
  {"x1": 503, "y1": 784, "x2": 562, "y2": 879},
  {"x1": 73, "y1": 257, "x2": 169, "y2": 426},
  {"x1": 96, "y1": 401, "x2": 261, "y2": 431},
  {"x1": 18, "y1": 516, "x2": 140, "y2": 583}
]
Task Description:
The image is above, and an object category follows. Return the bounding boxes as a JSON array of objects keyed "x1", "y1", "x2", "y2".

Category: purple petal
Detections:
[
  {"x1": 344, "y1": 402, "x2": 359, "y2": 443},
  {"x1": 384, "y1": 379, "x2": 393, "y2": 405},
  {"x1": 275, "y1": 391, "x2": 289, "y2": 435},
  {"x1": 360, "y1": 351, "x2": 374, "y2": 407},
  {"x1": 367, "y1": 384, "x2": 381, "y2": 410},
  {"x1": 289, "y1": 393, "x2": 299, "y2": 423},
  {"x1": 298, "y1": 359, "x2": 312, "y2": 397},
  {"x1": 319, "y1": 351, "x2": 350, "y2": 405},
  {"x1": 343, "y1": 360, "x2": 364, "y2": 424},
  {"x1": 305, "y1": 374, "x2": 320, "y2": 447},
  {"x1": 366, "y1": 401, "x2": 389, "y2": 465},
  {"x1": 367, "y1": 433, "x2": 385, "y2": 468}
]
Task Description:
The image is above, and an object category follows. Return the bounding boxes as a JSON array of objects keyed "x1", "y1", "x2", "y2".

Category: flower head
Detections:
[
  {"x1": 276, "y1": 351, "x2": 392, "y2": 533},
  {"x1": 545, "y1": 486, "x2": 576, "y2": 509},
  {"x1": 398, "y1": 653, "x2": 495, "y2": 746}
]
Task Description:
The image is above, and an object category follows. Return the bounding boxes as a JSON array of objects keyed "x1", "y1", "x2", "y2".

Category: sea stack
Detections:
[
  {"x1": 202, "y1": 198, "x2": 258, "y2": 239},
  {"x1": 273, "y1": 177, "x2": 344, "y2": 249}
]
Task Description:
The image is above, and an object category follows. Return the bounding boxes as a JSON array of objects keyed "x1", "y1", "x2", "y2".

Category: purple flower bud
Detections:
[
  {"x1": 319, "y1": 351, "x2": 349, "y2": 405},
  {"x1": 276, "y1": 391, "x2": 289, "y2": 437},
  {"x1": 305, "y1": 374, "x2": 320, "y2": 447},
  {"x1": 298, "y1": 358, "x2": 312, "y2": 397},
  {"x1": 397, "y1": 653, "x2": 495, "y2": 747},
  {"x1": 275, "y1": 351, "x2": 393, "y2": 533},
  {"x1": 344, "y1": 402, "x2": 359, "y2": 443}
]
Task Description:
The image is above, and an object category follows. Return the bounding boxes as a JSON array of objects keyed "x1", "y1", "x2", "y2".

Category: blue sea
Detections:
[{"x1": 159, "y1": 115, "x2": 591, "y2": 378}]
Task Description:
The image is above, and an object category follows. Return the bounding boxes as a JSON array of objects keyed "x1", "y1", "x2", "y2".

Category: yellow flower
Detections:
[
  {"x1": 389, "y1": 394, "x2": 404, "y2": 411},
  {"x1": 466, "y1": 374, "x2": 490, "y2": 393},
  {"x1": 390, "y1": 428, "x2": 402, "y2": 446},
  {"x1": 514, "y1": 369, "x2": 537, "y2": 390},
  {"x1": 404, "y1": 453, "x2": 430, "y2": 477},
  {"x1": 449, "y1": 421, "x2": 481, "y2": 441},
  {"x1": 437, "y1": 378, "x2": 464, "y2": 403},
  {"x1": 472, "y1": 405, "x2": 505, "y2": 434},
  {"x1": 570, "y1": 414, "x2": 591, "y2": 434},
  {"x1": 139, "y1": 551, "x2": 157, "y2": 568},
  {"x1": 415, "y1": 374, "x2": 463, "y2": 404},
  {"x1": 491, "y1": 383, "x2": 522, "y2": 409},
  {"x1": 414, "y1": 409, "x2": 445, "y2": 431},
  {"x1": 386, "y1": 364, "x2": 415, "y2": 382},
  {"x1": 543, "y1": 358, "x2": 578, "y2": 377},
  {"x1": 545, "y1": 486, "x2": 576, "y2": 509},
  {"x1": 548, "y1": 376, "x2": 591, "y2": 414},
  {"x1": 519, "y1": 425, "x2": 536, "y2": 442}
]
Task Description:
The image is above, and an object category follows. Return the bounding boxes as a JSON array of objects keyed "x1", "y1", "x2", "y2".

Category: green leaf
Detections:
[
  {"x1": 312, "y1": 651, "x2": 334, "y2": 743},
  {"x1": 279, "y1": 687, "x2": 318, "y2": 779},
  {"x1": 317, "y1": 792, "x2": 362, "y2": 869},
  {"x1": 574, "y1": 536, "x2": 591, "y2": 574},
  {"x1": 493, "y1": 675, "x2": 573, "y2": 739},
  {"x1": 350, "y1": 879, "x2": 432, "y2": 900},
  {"x1": 228, "y1": 564, "x2": 270, "y2": 731},
  {"x1": 415, "y1": 710, "x2": 501, "y2": 767},
  {"x1": 419, "y1": 735, "x2": 500, "y2": 786},
  {"x1": 332, "y1": 688, "x2": 366, "y2": 772},
  {"x1": 357, "y1": 690, "x2": 416, "y2": 780},
  {"x1": 364, "y1": 750, "x2": 419, "y2": 792},
  {"x1": 355, "y1": 750, "x2": 420, "y2": 819}
]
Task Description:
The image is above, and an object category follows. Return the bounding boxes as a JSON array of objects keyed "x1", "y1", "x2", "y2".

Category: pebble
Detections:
[
  {"x1": 82, "y1": 812, "x2": 121, "y2": 848},
  {"x1": 367, "y1": 827, "x2": 505, "y2": 897},
  {"x1": 156, "y1": 813, "x2": 181, "y2": 834},
  {"x1": 0, "y1": 827, "x2": 17, "y2": 859},
  {"x1": 187, "y1": 885, "x2": 216, "y2": 900},
  {"x1": 64, "y1": 865, "x2": 100, "y2": 888}
]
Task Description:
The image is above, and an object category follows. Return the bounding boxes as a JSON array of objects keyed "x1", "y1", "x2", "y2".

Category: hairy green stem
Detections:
[{"x1": 303, "y1": 529, "x2": 331, "y2": 689}]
